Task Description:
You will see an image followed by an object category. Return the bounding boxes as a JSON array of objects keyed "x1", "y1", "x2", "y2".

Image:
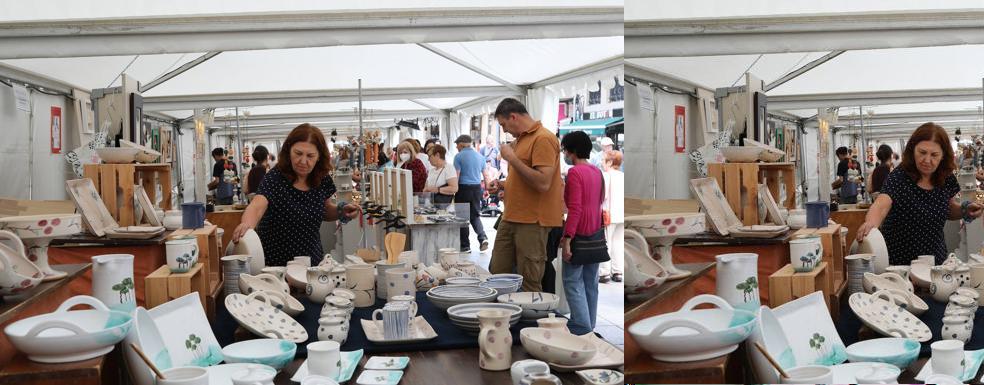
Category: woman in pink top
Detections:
[{"x1": 560, "y1": 131, "x2": 609, "y2": 335}]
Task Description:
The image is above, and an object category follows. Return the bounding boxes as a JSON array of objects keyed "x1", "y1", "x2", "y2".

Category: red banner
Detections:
[
  {"x1": 674, "y1": 105, "x2": 686, "y2": 153},
  {"x1": 50, "y1": 106, "x2": 62, "y2": 154}
]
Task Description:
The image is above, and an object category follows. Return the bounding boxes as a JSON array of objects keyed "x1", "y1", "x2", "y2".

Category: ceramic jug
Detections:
[
  {"x1": 91, "y1": 254, "x2": 136, "y2": 313},
  {"x1": 0, "y1": 230, "x2": 42, "y2": 297},
  {"x1": 715, "y1": 253, "x2": 760, "y2": 313},
  {"x1": 375, "y1": 261, "x2": 406, "y2": 300},
  {"x1": 222, "y1": 255, "x2": 250, "y2": 296},
  {"x1": 345, "y1": 264, "x2": 375, "y2": 307},
  {"x1": 932, "y1": 265, "x2": 963, "y2": 303},
  {"x1": 306, "y1": 266, "x2": 336, "y2": 304},
  {"x1": 317, "y1": 316, "x2": 349, "y2": 345},
  {"x1": 511, "y1": 360, "x2": 550, "y2": 385},
  {"x1": 165, "y1": 238, "x2": 199, "y2": 273},
  {"x1": 478, "y1": 309, "x2": 512, "y2": 371},
  {"x1": 942, "y1": 315, "x2": 973, "y2": 343},
  {"x1": 789, "y1": 235, "x2": 823, "y2": 273}
]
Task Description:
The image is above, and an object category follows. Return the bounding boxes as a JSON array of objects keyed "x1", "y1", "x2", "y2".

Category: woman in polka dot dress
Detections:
[
  {"x1": 857, "y1": 123, "x2": 984, "y2": 265},
  {"x1": 230, "y1": 124, "x2": 360, "y2": 266}
]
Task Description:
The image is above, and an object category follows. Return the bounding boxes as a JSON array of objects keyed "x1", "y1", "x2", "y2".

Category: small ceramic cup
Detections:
[
  {"x1": 158, "y1": 367, "x2": 209, "y2": 385},
  {"x1": 780, "y1": 365, "x2": 833, "y2": 384},
  {"x1": 931, "y1": 340, "x2": 965, "y2": 378},
  {"x1": 388, "y1": 294, "x2": 418, "y2": 318},
  {"x1": 307, "y1": 341, "x2": 341, "y2": 379}
]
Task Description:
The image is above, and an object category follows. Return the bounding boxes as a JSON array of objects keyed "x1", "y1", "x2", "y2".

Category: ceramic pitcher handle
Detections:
[
  {"x1": 27, "y1": 319, "x2": 87, "y2": 338},
  {"x1": 246, "y1": 291, "x2": 275, "y2": 306},
  {"x1": 0, "y1": 230, "x2": 26, "y2": 257},
  {"x1": 648, "y1": 318, "x2": 712, "y2": 338},
  {"x1": 871, "y1": 290, "x2": 903, "y2": 306},
  {"x1": 679, "y1": 294, "x2": 735, "y2": 313},
  {"x1": 56, "y1": 295, "x2": 111, "y2": 313}
]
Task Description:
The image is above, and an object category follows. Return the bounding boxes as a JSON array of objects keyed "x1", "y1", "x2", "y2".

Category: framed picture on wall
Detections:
[
  {"x1": 161, "y1": 126, "x2": 173, "y2": 163},
  {"x1": 50, "y1": 106, "x2": 62, "y2": 154},
  {"x1": 129, "y1": 93, "x2": 144, "y2": 145}
]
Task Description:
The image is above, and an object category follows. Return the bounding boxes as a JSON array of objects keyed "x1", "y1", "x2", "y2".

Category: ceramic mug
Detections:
[
  {"x1": 385, "y1": 268, "x2": 416, "y2": 300},
  {"x1": 307, "y1": 341, "x2": 341, "y2": 378},
  {"x1": 387, "y1": 294, "x2": 418, "y2": 318},
  {"x1": 158, "y1": 366, "x2": 209, "y2": 385},
  {"x1": 789, "y1": 235, "x2": 822, "y2": 273},
  {"x1": 931, "y1": 340, "x2": 965, "y2": 378},
  {"x1": 373, "y1": 303, "x2": 412, "y2": 340},
  {"x1": 375, "y1": 261, "x2": 407, "y2": 300},
  {"x1": 511, "y1": 360, "x2": 550, "y2": 385},
  {"x1": 231, "y1": 364, "x2": 276, "y2": 385},
  {"x1": 455, "y1": 261, "x2": 479, "y2": 277},
  {"x1": 780, "y1": 365, "x2": 833, "y2": 384},
  {"x1": 345, "y1": 264, "x2": 375, "y2": 307},
  {"x1": 165, "y1": 238, "x2": 199, "y2": 273}
]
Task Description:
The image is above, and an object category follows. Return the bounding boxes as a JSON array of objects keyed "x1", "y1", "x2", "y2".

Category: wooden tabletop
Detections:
[
  {"x1": 624, "y1": 262, "x2": 714, "y2": 321},
  {"x1": 273, "y1": 345, "x2": 604, "y2": 385},
  {"x1": 50, "y1": 232, "x2": 168, "y2": 247},
  {"x1": 0, "y1": 263, "x2": 89, "y2": 325},
  {"x1": 669, "y1": 230, "x2": 796, "y2": 246}
]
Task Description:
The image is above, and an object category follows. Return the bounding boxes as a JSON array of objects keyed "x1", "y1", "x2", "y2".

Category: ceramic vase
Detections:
[
  {"x1": 346, "y1": 264, "x2": 375, "y2": 307},
  {"x1": 222, "y1": 255, "x2": 249, "y2": 296},
  {"x1": 789, "y1": 235, "x2": 823, "y2": 273},
  {"x1": 478, "y1": 309, "x2": 512, "y2": 371},
  {"x1": 165, "y1": 238, "x2": 199, "y2": 273},
  {"x1": 846, "y1": 254, "x2": 875, "y2": 296},
  {"x1": 0, "y1": 230, "x2": 42, "y2": 297},
  {"x1": 932, "y1": 265, "x2": 963, "y2": 303},
  {"x1": 306, "y1": 266, "x2": 336, "y2": 304},
  {"x1": 715, "y1": 253, "x2": 760, "y2": 313},
  {"x1": 385, "y1": 268, "x2": 416, "y2": 300},
  {"x1": 375, "y1": 261, "x2": 406, "y2": 300},
  {"x1": 91, "y1": 254, "x2": 136, "y2": 313},
  {"x1": 317, "y1": 316, "x2": 349, "y2": 345}
]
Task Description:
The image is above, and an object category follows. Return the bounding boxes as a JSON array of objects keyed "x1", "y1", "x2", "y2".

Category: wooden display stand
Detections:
[
  {"x1": 82, "y1": 163, "x2": 173, "y2": 227},
  {"x1": 169, "y1": 225, "x2": 221, "y2": 285},
  {"x1": 706, "y1": 162, "x2": 796, "y2": 225},
  {"x1": 768, "y1": 262, "x2": 832, "y2": 309},
  {"x1": 144, "y1": 263, "x2": 208, "y2": 310}
]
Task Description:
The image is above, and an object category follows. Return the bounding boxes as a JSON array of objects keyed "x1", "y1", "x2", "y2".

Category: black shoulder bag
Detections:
[{"x1": 569, "y1": 168, "x2": 611, "y2": 265}]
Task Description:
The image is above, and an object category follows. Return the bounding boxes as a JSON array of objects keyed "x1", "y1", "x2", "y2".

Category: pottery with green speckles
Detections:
[
  {"x1": 4, "y1": 295, "x2": 131, "y2": 363},
  {"x1": 222, "y1": 339, "x2": 297, "y2": 372},
  {"x1": 846, "y1": 338, "x2": 920, "y2": 369},
  {"x1": 629, "y1": 294, "x2": 755, "y2": 362}
]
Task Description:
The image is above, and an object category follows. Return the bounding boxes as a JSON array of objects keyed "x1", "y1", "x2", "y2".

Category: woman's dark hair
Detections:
[
  {"x1": 211, "y1": 147, "x2": 225, "y2": 157},
  {"x1": 561, "y1": 131, "x2": 593, "y2": 159},
  {"x1": 835, "y1": 146, "x2": 849, "y2": 157},
  {"x1": 252, "y1": 145, "x2": 269, "y2": 167},
  {"x1": 276, "y1": 123, "x2": 332, "y2": 188},
  {"x1": 875, "y1": 144, "x2": 893, "y2": 163},
  {"x1": 377, "y1": 143, "x2": 389, "y2": 165},
  {"x1": 424, "y1": 138, "x2": 440, "y2": 151},
  {"x1": 428, "y1": 144, "x2": 447, "y2": 160},
  {"x1": 899, "y1": 122, "x2": 955, "y2": 187}
]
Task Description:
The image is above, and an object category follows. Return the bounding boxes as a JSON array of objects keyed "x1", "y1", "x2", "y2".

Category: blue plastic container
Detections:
[
  {"x1": 805, "y1": 201, "x2": 830, "y2": 228},
  {"x1": 181, "y1": 202, "x2": 205, "y2": 229}
]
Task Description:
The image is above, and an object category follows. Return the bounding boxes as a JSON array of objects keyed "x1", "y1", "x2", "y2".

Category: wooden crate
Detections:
[
  {"x1": 768, "y1": 262, "x2": 831, "y2": 308},
  {"x1": 82, "y1": 163, "x2": 173, "y2": 227},
  {"x1": 169, "y1": 225, "x2": 222, "y2": 286},
  {"x1": 205, "y1": 277, "x2": 223, "y2": 323},
  {"x1": 144, "y1": 263, "x2": 208, "y2": 309},
  {"x1": 706, "y1": 162, "x2": 796, "y2": 226},
  {"x1": 793, "y1": 224, "x2": 845, "y2": 293}
]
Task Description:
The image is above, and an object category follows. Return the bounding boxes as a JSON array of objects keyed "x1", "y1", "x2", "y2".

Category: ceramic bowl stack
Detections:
[
  {"x1": 4, "y1": 295, "x2": 132, "y2": 363},
  {"x1": 446, "y1": 303, "x2": 522, "y2": 334},
  {"x1": 221, "y1": 339, "x2": 297, "y2": 372},
  {"x1": 846, "y1": 254, "x2": 875, "y2": 296},
  {"x1": 498, "y1": 292, "x2": 561, "y2": 320},
  {"x1": 426, "y1": 285, "x2": 498, "y2": 311},
  {"x1": 479, "y1": 274, "x2": 523, "y2": 294}
]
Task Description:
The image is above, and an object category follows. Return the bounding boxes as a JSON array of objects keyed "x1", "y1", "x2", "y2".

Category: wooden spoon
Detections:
[
  {"x1": 129, "y1": 343, "x2": 166, "y2": 380},
  {"x1": 753, "y1": 342, "x2": 790, "y2": 379}
]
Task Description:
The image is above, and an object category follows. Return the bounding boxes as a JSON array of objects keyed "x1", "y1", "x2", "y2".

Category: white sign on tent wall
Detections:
[
  {"x1": 637, "y1": 84, "x2": 654, "y2": 111},
  {"x1": 13, "y1": 84, "x2": 29, "y2": 112}
]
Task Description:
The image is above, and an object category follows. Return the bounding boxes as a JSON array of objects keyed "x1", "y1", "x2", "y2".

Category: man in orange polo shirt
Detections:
[{"x1": 491, "y1": 98, "x2": 564, "y2": 292}]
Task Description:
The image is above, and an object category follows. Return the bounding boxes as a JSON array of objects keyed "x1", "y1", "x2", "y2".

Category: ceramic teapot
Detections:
[
  {"x1": 0, "y1": 230, "x2": 42, "y2": 297},
  {"x1": 306, "y1": 266, "x2": 336, "y2": 304},
  {"x1": 931, "y1": 265, "x2": 967, "y2": 303}
]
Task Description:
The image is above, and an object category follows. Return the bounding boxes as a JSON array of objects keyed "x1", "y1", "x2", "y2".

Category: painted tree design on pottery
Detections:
[
  {"x1": 736, "y1": 276, "x2": 758, "y2": 302},
  {"x1": 185, "y1": 334, "x2": 204, "y2": 360},
  {"x1": 176, "y1": 247, "x2": 198, "y2": 270},
  {"x1": 112, "y1": 277, "x2": 134, "y2": 303},
  {"x1": 809, "y1": 333, "x2": 829, "y2": 361}
]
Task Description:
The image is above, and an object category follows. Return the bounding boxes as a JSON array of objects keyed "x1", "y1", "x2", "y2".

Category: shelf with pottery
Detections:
[
  {"x1": 706, "y1": 161, "x2": 796, "y2": 226},
  {"x1": 82, "y1": 162, "x2": 173, "y2": 227}
]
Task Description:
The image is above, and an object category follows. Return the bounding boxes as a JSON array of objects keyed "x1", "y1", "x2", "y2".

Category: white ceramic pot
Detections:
[
  {"x1": 306, "y1": 266, "x2": 335, "y2": 304},
  {"x1": 345, "y1": 264, "x2": 375, "y2": 307},
  {"x1": 166, "y1": 238, "x2": 199, "y2": 274},
  {"x1": 478, "y1": 309, "x2": 512, "y2": 371},
  {"x1": 375, "y1": 261, "x2": 406, "y2": 300},
  {"x1": 158, "y1": 366, "x2": 209, "y2": 385},
  {"x1": 715, "y1": 253, "x2": 760, "y2": 313},
  {"x1": 91, "y1": 254, "x2": 136, "y2": 313},
  {"x1": 931, "y1": 340, "x2": 965, "y2": 378},
  {"x1": 780, "y1": 365, "x2": 833, "y2": 384},
  {"x1": 231, "y1": 364, "x2": 277, "y2": 385},
  {"x1": 931, "y1": 265, "x2": 963, "y2": 303},
  {"x1": 385, "y1": 268, "x2": 416, "y2": 300},
  {"x1": 317, "y1": 316, "x2": 349, "y2": 345},
  {"x1": 789, "y1": 235, "x2": 822, "y2": 273},
  {"x1": 163, "y1": 210, "x2": 183, "y2": 230},
  {"x1": 510, "y1": 360, "x2": 550, "y2": 385},
  {"x1": 941, "y1": 315, "x2": 973, "y2": 343},
  {"x1": 787, "y1": 209, "x2": 807, "y2": 229},
  {"x1": 306, "y1": 341, "x2": 341, "y2": 379},
  {"x1": 0, "y1": 230, "x2": 42, "y2": 296}
]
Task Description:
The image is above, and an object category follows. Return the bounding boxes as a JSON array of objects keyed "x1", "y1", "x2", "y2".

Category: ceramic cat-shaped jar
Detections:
[
  {"x1": 317, "y1": 316, "x2": 349, "y2": 345},
  {"x1": 942, "y1": 315, "x2": 973, "y2": 343}
]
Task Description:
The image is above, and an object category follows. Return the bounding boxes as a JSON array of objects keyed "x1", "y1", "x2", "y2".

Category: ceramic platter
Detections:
[
  {"x1": 134, "y1": 185, "x2": 162, "y2": 227},
  {"x1": 361, "y1": 316, "x2": 438, "y2": 344},
  {"x1": 831, "y1": 362, "x2": 901, "y2": 383},
  {"x1": 550, "y1": 333, "x2": 625, "y2": 372},
  {"x1": 576, "y1": 369, "x2": 624, "y2": 385},
  {"x1": 772, "y1": 292, "x2": 848, "y2": 366},
  {"x1": 148, "y1": 293, "x2": 224, "y2": 367},
  {"x1": 849, "y1": 292, "x2": 931, "y2": 342},
  {"x1": 225, "y1": 293, "x2": 308, "y2": 343},
  {"x1": 356, "y1": 370, "x2": 403, "y2": 385},
  {"x1": 290, "y1": 349, "x2": 364, "y2": 383},
  {"x1": 914, "y1": 349, "x2": 984, "y2": 382},
  {"x1": 364, "y1": 356, "x2": 410, "y2": 370}
]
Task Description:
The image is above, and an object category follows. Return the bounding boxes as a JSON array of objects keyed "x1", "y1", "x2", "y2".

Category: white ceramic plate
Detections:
[
  {"x1": 914, "y1": 349, "x2": 984, "y2": 382},
  {"x1": 226, "y1": 229, "x2": 265, "y2": 273},
  {"x1": 772, "y1": 291, "x2": 848, "y2": 366},
  {"x1": 290, "y1": 349, "x2": 363, "y2": 383},
  {"x1": 361, "y1": 316, "x2": 438, "y2": 344},
  {"x1": 149, "y1": 293, "x2": 223, "y2": 367},
  {"x1": 356, "y1": 370, "x2": 403, "y2": 385},
  {"x1": 364, "y1": 356, "x2": 409, "y2": 370},
  {"x1": 831, "y1": 362, "x2": 900, "y2": 383},
  {"x1": 848, "y1": 292, "x2": 932, "y2": 342},
  {"x1": 225, "y1": 293, "x2": 308, "y2": 343}
]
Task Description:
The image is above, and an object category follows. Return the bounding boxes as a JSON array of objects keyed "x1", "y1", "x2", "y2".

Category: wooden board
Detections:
[
  {"x1": 134, "y1": 185, "x2": 161, "y2": 227},
  {"x1": 65, "y1": 178, "x2": 119, "y2": 237},
  {"x1": 689, "y1": 178, "x2": 741, "y2": 236},
  {"x1": 768, "y1": 262, "x2": 831, "y2": 309},
  {"x1": 144, "y1": 263, "x2": 208, "y2": 310},
  {"x1": 758, "y1": 183, "x2": 786, "y2": 226}
]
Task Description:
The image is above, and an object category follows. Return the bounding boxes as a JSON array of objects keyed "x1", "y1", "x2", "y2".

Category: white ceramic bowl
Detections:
[
  {"x1": 743, "y1": 138, "x2": 785, "y2": 162},
  {"x1": 445, "y1": 277, "x2": 482, "y2": 286},
  {"x1": 120, "y1": 139, "x2": 161, "y2": 163},
  {"x1": 720, "y1": 146, "x2": 763, "y2": 162},
  {"x1": 221, "y1": 338, "x2": 297, "y2": 372},
  {"x1": 426, "y1": 285, "x2": 498, "y2": 311},
  {"x1": 628, "y1": 294, "x2": 756, "y2": 362},
  {"x1": 4, "y1": 295, "x2": 132, "y2": 363},
  {"x1": 497, "y1": 292, "x2": 560, "y2": 319},
  {"x1": 520, "y1": 327, "x2": 597, "y2": 366},
  {"x1": 480, "y1": 280, "x2": 521, "y2": 295},
  {"x1": 845, "y1": 338, "x2": 920, "y2": 369},
  {"x1": 95, "y1": 147, "x2": 142, "y2": 164}
]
